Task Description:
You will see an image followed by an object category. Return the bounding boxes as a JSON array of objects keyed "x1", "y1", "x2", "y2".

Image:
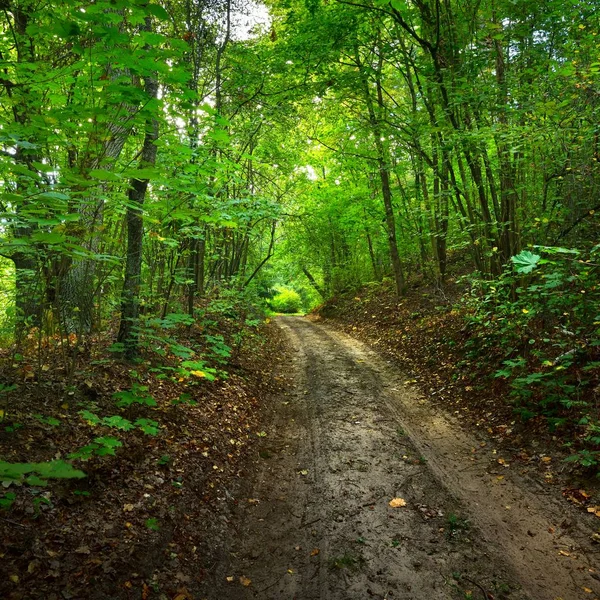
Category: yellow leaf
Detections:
[
  {"x1": 190, "y1": 370, "x2": 206, "y2": 378},
  {"x1": 9, "y1": 575, "x2": 19, "y2": 583},
  {"x1": 240, "y1": 576, "x2": 252, "y2": 587},
  {"x1": 583, "y1": 588, "x2": 593, "y2": 594},
  {"x1": 522, "y1": 308, "x2": 529, "y2": 314},
  {"x1": 61, "y1": 403, "x2": 69, "y2": 410},
  {"x1": 541, "y1": 456, "x2": 552, "y2": 463},
  {"x1": 287, "y1": 569, "x2": 294, "y2": 574},
  {"x1": 558, "y1": 550, "x2": 570, "y2": 557},
  {"x1": 123, "y1": 504, "x2": 135, "y2": 512},
  {"x1": 310, "y1": 548, "x2": 320, "y2": 556},
  {"x1": 389, "y1": 498, "x2": 407, "y2": 508},
  {"x1": 226, "y1": 576, "x2": 234, "y2": 583}
]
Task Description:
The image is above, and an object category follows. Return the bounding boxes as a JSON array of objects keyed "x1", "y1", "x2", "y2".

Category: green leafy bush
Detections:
[
  {"x1": 463, "y1": 244, "x2": 600, "y2": 472},
  {"x1": 270, "y1": 287, "x2": 302, "y2": 313}
]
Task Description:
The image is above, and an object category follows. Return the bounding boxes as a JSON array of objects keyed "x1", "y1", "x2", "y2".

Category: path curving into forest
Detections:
[{"x1": 212, "y1": 317, "x2": 599, "y2": 600}]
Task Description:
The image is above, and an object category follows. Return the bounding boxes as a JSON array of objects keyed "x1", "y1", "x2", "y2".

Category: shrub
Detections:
[{"x1": 270, "y1": 287, "x2": 302, "y2": 313}]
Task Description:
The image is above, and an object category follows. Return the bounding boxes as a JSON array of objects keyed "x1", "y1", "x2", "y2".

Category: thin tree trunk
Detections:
[
  {"x1": 357, "y1": 46, "x2": 406, "y2": 296},
  {"x1": 117, "y1": 72, "x2": 159, "y2": 359}
]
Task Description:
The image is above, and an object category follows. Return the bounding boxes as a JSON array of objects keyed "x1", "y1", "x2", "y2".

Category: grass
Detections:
[{"x1": 328, "y1": 552, "x2": 362, "y2": 571}]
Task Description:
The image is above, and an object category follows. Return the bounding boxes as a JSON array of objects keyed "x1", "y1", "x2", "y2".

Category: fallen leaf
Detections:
[
  {"x1": 123, "y1": 504, "x2": 135, "y2": 512},
  {"x1": 298, "y1": 469, "x2": 308, "y2": 476},
  {"x1": 75, "y1": 546, "x2": 90, "y2": 554},
  {"x1": 226, "y1": 576, "x2": 234, "y2": 582},
  {"x1": 240, "y1": 576, "x2": 252, "y2": 587},
  {"x1": 541, "y1": 456, "x2": 552, "y2": 463},
  {"x1": 9, "y1": 575, "x2": 19, "y2": 583},
  {"x1": 310, "y1": 548, "x2": 320, "y2": 556},
  {"x1": 287, "y1": 569, "x2": 294, "y2": 574},
  {"x1": 586, "y1": 506, "x2": 600, "y2": 517},
  {"x1": 247, "y1": 498, "x2": 260, "y2": 504},
  {"x1": 389, "y1": 498, "x2": 407, "y2": 508},
  {"x1": 582, "y1": 587, "x2": 593, "y2": 594},
  {"x1": 27, "y1": 561, "x2": 39, "y2": 574},
  {"x1": 558, "y1": 550, "x2": 570, "y2": 557}
]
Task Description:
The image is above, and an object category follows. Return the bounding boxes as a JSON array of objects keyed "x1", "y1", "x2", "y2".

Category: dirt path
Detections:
[{"x1": 212, "y1": 317, "x2": 599, "y2": 600}]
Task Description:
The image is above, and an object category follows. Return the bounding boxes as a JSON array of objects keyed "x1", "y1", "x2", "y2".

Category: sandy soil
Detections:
[{"x1": 210, "y1": 316, "x2": 599, "y2": 600}]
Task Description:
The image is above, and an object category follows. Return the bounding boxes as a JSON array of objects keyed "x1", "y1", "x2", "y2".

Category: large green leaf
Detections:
[{"x1": 511, "y1": 251, "x2": 541, "y2": 274}]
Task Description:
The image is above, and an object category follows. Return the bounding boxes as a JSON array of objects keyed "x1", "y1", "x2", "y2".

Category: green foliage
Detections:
[
  {"x1": 270, "y1": 287, "x2": 303, "y2": 313},
  {"x1": 171, "y1": 393, "x2": 197, "y2": 406},
  {"x1": 69, "y1": 437, "x2": 122, "y2": 461},
  {"x1": 0, "y1": 460, "x2": 86, "y2": 486},
  {"x1": 464, "y1": 244, "x2": 600, "y2": 469},
  {"x1": 446, "y1": 513, "x2": 470, "y2": 540},
  {"x1": 204, "y1": 334, "x2": 232, "y2": 364},
  {"x1": 113, "y1": 384, "x2": 157, "y2": 408},
  {"x1": 33, "y1": 414, "x2": 61, "y2": 427},
  {"x1": 179, "y1": 360, "x2": 218, "y2": 381},
  {"x1": 79, "y1": 410, "x2": 159, "y2": 435},
  {"x1": 157, "y1": 454, "x2": 171, "y2": 466},
  {"x1": 145, "y1": 517, "x2": 160, "y2": 531},
  {"x1": 511, "y1": 251, "x2": 541, "y2": 274},
  {"x1": 0, "y1": 492, "x2": 16, "y2": 510},
  {"x1": 134, "y1": 418, "x2": 160, "y2": 436}
]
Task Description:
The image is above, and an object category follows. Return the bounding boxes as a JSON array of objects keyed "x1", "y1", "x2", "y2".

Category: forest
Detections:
[{"x1": 1, "y1": 0, "x2": 600, "y2": 598}]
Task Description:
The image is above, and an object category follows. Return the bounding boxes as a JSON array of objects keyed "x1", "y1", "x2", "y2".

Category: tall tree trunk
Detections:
[
  {"x1": 117, "y1": 73, "x2": 159, "y2": 359},
  {"x1": 357, "y1": 46, "x2": 406, "y2": 296}
]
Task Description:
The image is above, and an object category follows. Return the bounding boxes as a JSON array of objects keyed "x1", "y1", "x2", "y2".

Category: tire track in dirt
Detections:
[{"x1": 212, "y1": 317, "x2": 598, "y2": 600}]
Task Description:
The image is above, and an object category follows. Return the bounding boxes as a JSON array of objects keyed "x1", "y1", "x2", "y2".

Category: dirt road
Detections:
[{"x1": 212, "y1": 317, "x2": 599, "y2": 600}]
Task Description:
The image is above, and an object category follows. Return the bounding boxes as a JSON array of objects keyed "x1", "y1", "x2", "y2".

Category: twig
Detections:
[
  {"x1": 301, "y1": 517, "x2": 321, "y2": 528},
  {"x1": 2, "y1": 518, "x2": 29, "y2": 528},
  {"x1": 463, "y1": 576, "x2": 492, "y2": 600}
]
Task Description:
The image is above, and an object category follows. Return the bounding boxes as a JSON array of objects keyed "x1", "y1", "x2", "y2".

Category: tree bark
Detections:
[
  {"x1": 117, "y1": 72, "x2": 159, "y2": 359},
  {"x1": 356, "y1": 46, "x2": 406, "y2": 296}
]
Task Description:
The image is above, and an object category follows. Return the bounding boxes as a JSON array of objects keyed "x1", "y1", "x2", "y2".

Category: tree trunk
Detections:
[
  {"x1": 357, "y1": 46, "x2": 406, "y2": 296},
  {"x1": 117, "y1": 73, "x2": 159, "y2": 359}
]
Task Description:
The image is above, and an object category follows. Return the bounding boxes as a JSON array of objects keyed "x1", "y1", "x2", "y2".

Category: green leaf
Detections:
[
  {"x1": 0, "y1": 460, "x2": 86, "y2": 484},
  {"x1": 134, "y1": 418, "x2": 160, "y2": 435},
  {"x1": 25, "y1": 475, "x2": 48, "y2": 487},
  {"x1": 89, "y1": 169, "x2": 122, "y2": 182},
  {"x1": 511, "y1": 251, "x2": 541, "y2": 274},
  {"x1": 145, "y1": 517, "x2": 160, "y2": 531},
  {"x1": 102, "y1": 415, "x2": 135, "y2": 431},
  {"x1": 31, "y1": 232, "x2": 66, "y2": 245},
  {"x1": 146, "y1": 4, "x2": 170, "y2": 20}
]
